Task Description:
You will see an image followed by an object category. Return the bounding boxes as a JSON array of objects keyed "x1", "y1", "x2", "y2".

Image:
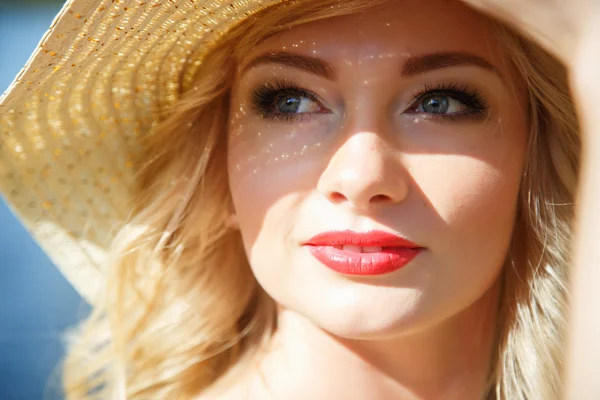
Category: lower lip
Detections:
[{"x1": 307, "y1": 246, "x2": 422, "y2": 276}]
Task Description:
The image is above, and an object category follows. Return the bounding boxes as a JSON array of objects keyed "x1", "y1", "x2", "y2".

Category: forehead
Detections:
[{"x1": 247, "y1": 0, "x2": 507, "y2": 72}]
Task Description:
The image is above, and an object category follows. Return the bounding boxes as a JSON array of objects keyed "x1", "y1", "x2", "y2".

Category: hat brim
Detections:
[{"x1": 0, "y1": 0, "x2": 283, "y2": 303}]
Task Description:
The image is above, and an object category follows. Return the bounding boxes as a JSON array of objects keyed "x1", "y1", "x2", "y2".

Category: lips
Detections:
[
  {"x1": 336, "y1": 245, "x2": 384, "y2": 253},
  {"x1": 304, "y1": 230, "x2": 423, "y2": 276}
]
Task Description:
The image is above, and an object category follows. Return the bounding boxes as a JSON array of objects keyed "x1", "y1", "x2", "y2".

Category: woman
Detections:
[{"x1": 0, "y1": 0, "x2": 598, "y2": 398}]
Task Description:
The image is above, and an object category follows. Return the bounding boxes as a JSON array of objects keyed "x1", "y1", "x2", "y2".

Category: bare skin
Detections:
[
  {"x1": 459, "y1": 1, "x2": 600, "y2": 398},
  {"x1": 209, "y1": 1, "x2": 531, "y2": 399},
  {"x1": 194, "y1": 0, "x2": 600, "y2": 398}
]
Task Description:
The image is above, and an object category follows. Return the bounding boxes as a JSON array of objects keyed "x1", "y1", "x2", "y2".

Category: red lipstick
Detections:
[{"x1": 304, "y1": 230, "x2": 423, "y2": 276}]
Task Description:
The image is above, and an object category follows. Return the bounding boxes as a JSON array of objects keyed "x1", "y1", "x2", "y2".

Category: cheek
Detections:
[
  {"x1": 227, "y1": 122, "x2": 321, "y2": 255},
  {"x1": 407, "y1": 116, "x2": 527, "y2": 250},
  {"x1": 414, "y1": 154, "x2": 521, "y2": 232},
  {"x1": 408, "y1": 139, "x2": 525, "y2": 297},
  {"x1": 228, "y1": 162, "x2": 309, "y2": 296},
  {"x1": 228, "y1": 172, "x2": 299, "y2": 256},
  {"x1": 390, "y1": 140, "x2": 526, "y2": 326}
]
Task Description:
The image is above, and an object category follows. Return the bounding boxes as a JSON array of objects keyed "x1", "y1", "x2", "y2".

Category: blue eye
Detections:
[
  {"x1": 250, "y1": 80, "x2": 489, "y2": 123},
  {"x1": 406, "y1": 83, "x2": 489, "y2": 121},
  {"x1": 418, "y1": 95, "x2": 469, "y2": 115},
  {"x1": 275, "y1": 94, "x2": 321, "y2": 114},
  {"x1": 251, "y1": 80, "x2": 326, "y2": 121}
]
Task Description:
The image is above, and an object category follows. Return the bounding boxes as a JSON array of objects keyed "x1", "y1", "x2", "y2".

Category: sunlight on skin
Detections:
[{"x1": 223, "y1": 0, "x2": 529, "y2": 398}]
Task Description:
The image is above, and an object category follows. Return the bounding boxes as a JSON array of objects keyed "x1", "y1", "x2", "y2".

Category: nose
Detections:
[{"x1": 317, "y1": 131, "x2": 409, "y2": 211}]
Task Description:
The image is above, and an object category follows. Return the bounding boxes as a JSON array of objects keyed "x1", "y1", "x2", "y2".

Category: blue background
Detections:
[{"x1": 0, "y1": 1, "x2": 89, "y2": 399}]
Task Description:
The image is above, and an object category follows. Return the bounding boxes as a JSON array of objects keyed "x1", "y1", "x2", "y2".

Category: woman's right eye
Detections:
[
  {"x1": 251, "y1": 81, "x2": 327, "y2": 122},
  {"x1": 274, "y1": 93, "x2": 322, "y2": 114}
]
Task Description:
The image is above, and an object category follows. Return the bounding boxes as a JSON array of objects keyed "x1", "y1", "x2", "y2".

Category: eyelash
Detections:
[
  {"x1": 250, "y1": 79, "x2": 489, "y2": 123},
  {"x1": 251, "y1": 79, "x2": 322, "y2": 122},
  {"x1": 408, "y1": 82, "x2": 489, "y2": 122}
]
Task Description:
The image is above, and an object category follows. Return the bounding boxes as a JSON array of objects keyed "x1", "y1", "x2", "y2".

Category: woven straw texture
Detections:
[{"x1": 0, "y1": 0, "x2": 283, "y2": 303}]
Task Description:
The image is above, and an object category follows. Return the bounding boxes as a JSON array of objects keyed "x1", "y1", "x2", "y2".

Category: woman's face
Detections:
[{"x1": 227, "y1": 0, "x2": 528, "y2": 338}]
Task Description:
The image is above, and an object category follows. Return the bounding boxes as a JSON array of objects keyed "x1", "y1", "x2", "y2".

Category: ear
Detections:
[{"x1": 226, "y1": 213, "x2": 240, "y2": 230}]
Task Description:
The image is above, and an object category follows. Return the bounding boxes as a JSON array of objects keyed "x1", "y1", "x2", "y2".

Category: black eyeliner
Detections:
[
  {"x1": 249, "y1": 79, "x2": 490, "y2": 123},
  {"x1": 406, "y1": 82, "x2": 490, "y2": 121},
  {"x1": 250, "y1": 79, "x2": 322, "y2": 122}
]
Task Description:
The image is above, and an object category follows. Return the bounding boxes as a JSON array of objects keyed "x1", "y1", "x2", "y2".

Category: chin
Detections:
[
  {"x1": 297, "y1": 289, "x2": 432, "y2": 340},
  {"x1": 316, "y1": 315, "x2": 422, "y2": 341}
]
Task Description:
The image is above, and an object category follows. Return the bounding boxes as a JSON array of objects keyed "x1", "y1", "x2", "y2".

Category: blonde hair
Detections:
[{"x1": 60, "y1": 1, "x2": 580, "y2": 399}]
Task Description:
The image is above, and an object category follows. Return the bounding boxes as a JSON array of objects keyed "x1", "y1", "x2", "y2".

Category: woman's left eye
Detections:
[
  {"x1": 417, "y1": 94, "x2": 469, "y2": 115},
  {"x1": 404, "y1": 86, "x2": 489, "y2": 121}
]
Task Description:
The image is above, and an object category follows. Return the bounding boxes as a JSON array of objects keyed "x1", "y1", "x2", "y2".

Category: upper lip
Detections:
[{"x1": 305, "y1": 230, "x2": 422, "y2": 248}]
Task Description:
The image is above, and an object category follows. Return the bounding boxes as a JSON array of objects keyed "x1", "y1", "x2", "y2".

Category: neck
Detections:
[{"x1": 215, "y1": 280, "x2": 500, "y2": 400}]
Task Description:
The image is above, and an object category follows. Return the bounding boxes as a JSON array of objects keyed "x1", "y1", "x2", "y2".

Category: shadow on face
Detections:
[{"x1": 226, "y1": 0, "x2": 529, "y2": 338}]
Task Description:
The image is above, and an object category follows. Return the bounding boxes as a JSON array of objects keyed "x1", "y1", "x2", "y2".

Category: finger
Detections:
[{"x1": 459, "y1": 0, "x2": 573, "y2": 63}]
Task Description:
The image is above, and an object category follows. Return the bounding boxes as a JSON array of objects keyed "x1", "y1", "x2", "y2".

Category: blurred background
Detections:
[{"x1": 0, "y1": 0, "x2": 89, "y2": 398}]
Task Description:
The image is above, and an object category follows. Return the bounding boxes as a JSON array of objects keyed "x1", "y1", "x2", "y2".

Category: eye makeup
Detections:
[
  {"x1": 250, "y1": 79, "x2": 330, "y2": 122},
  {"x1": 248, "y1": 78, "x2": 490, "y2": 123},
  {"x1": 404, "y1": 82, "x2": 489, "y2": 122}
]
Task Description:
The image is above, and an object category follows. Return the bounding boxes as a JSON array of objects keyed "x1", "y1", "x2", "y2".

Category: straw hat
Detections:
[{"x1": 0, "y1": 0, "x2": 284, "y2": 303}]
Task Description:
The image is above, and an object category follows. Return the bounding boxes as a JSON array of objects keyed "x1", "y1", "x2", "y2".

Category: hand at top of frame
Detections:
[{"x1": 460, "y1": 0, "x2": 600, "y2": 70}]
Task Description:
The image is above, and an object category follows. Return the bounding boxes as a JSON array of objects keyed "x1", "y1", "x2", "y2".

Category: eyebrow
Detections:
[
  {"x1": 401, "y1": 52, "x2": 503, "y2": 80},
  {"x1": 242, "y1": 52, "x2": 336, "y2": 80},
  {"x1": 241, "y1": 51, "x2": 502, "y2": 81}
]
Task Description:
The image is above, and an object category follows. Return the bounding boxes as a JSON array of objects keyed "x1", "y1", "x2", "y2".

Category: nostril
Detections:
[
  {"x1": 371, "y1": 194, "x2": 392, "y2": 203},
  {"x1": 329, "y1": 192, "x2": 347, "y2": 203}
]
